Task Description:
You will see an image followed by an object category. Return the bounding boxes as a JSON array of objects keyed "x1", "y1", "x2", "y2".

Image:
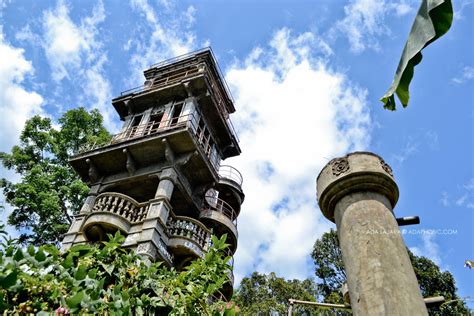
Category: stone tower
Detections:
[{"x1": 61, "y1": 48, "x2": 244, "y2": 298}]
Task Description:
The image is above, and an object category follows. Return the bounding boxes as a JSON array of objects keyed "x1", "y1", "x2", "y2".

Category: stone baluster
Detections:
[
  {"x1": 112, "y1": 196, "x2": 119, "y2": 214},
  {"x1": 117, "y1": 198, "x2": 124, "y2": 216}
]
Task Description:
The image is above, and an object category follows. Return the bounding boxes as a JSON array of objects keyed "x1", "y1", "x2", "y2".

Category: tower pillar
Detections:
[
  {"x1": 61, "y1": 184, "x2": 101, "y2": 250},
  {"x1": 316, "y1": 152, "x2": 427, "y2": 316},
  {"x1": 135, "y1": 168, "x2": 177, "y2": 264}
]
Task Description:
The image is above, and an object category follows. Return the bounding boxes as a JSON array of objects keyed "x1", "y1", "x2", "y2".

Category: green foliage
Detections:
[
  {"x1": 311, "y1": 230, "x2": 470, "y2": 315},
  {"x1": 380, "y1": 0, "x2": 453, "y2": 110},
  {"x1": 234, "y1": 272, "x2": 321, "y2": 315},
  {"x1": 408, "y1": 250, "x2": 470, "y2": 315},
  {"x1": 311, "y1": 229, "x2": 345, "y2": 299},
  {"x1": 0, "y1": 228, "x2": 237, "y2": 315},
  {"x1": 0, "y1": 108, "x2": 111, "y2": 245}
]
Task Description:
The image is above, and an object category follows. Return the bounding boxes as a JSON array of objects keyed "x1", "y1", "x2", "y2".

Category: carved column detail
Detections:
[
  {"x1": 331, "y1": 157, "x2": 350, "y2": 176},
  {"x1": 379, "y1": 157, "x2": 393, "y2": 176}
]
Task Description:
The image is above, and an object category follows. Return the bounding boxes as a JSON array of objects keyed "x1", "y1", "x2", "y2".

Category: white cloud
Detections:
[
  {"x1": 453, "y1": 0, "x2": 474, "y2": 21},
  {"x1": 464, "y1": 178, "x2": 474, "y2": 191},
  {"x1": 15, "y1": 25, "x2": 41, "y2": 45},
  {"x1": 389, "y1": 1, "x2": 415, "y2": 17},
  {"x1": 392, "y1": 129, "x2": 439, "y2": 164},
  {"x1": 451, "y1": 66, "x2": 474, "y2": 84},
  {"x1": 440, "y1": 191, "x2": 450, "y2": 207},
  {"x1": 410, "y1": 233, "x2": 442, "y2": 266},
  {"x1": 43, "y1": 1, "x2": 85, "y2": 81},
  {"x1": 0, "y1": 32, "x2": 44, "y2": 153},
  {"x1": 225, "y1": 28, "x2": 371, "y2": 282},
  {"x1": 123, "y1": 39, "x2": 132, "y2": 51},
  {"x1": 440, "y1": 178, "x2": 474, "y2": 209},
  {"x1": 42, "y1": 0, "x2": 117, "y2": 131},
  {"x1": 0, "y1": 29, "x2": 44, "y2": 235},
  {"x1": 331, "y1": 0, "x2": 415, "y2": 53},
  {"x1": 183, "y1": 5, "x2": 196, "y2": 27},
  {"x1": 392, "y1": 137, "x2": 418, "y2": 163},
  {"x1": 455, "y1": 194, "x2": 468, "y2": 206},
  {"x1": 458, "y1": 178, "x2": 474, "y2": 209},
  {"x1": 0, "y1": 0, "x2": 10, "y2": 11},
  {"x1": 127, "y1": 0, "x2": 198, "y2": 85}
]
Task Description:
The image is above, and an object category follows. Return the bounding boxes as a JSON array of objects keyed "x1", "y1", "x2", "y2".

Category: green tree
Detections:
[
  {"x1": 409, "y1": 251, "x2": 470, "y2": 315},
  {"x1": 0, "y1": 108, "x2": 111, "y2": 245},
  {"x1": 312, "y1": 229, "x2": 345, "y2": 299},
  {"x1": 234, "y1": 272, "x2": 321, "y2": 315},
  {"x1": 311, "y1": 230, "x2": 470, "y2": 315},
  {"x1": 0, "y1": 229, "x2": 237, "y2": 315}
]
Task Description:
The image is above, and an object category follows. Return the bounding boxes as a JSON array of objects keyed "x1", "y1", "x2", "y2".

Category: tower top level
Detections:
[
  {"x1": 108, "y1": 47, "x2": 240, "y2": 158},
  {"x1": 112, "y1": 48, "x2": 236, "y2": 133},
  {"x1": 71, "y1": 47, "x2": 241, "y2": 177}
]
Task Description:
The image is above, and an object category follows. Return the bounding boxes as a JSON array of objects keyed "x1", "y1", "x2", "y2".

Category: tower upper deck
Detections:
[
  {"x1": 111, "y1": 48, "x2": 240, "y2": 157},
  {"x1": 69, "y1": 48, "x2": 241, "y2": 187}
]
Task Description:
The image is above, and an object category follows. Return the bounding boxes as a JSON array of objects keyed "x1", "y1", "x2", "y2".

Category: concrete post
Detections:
[
  {"x1": 155, "y1": 168, "x2": 177, "y2": 199},
  {"x1": 316, "y1": 152, "x2": 427, "y2": 316}
]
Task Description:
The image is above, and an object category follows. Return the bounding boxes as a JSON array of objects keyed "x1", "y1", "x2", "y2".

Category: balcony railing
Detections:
[
  {"x1": 120, "y1": 63, "x2": 202, "y2": 96},
  {"x1": 203, "y1": 195, "x2": 237, "y2": 226},
  {"x1": 75, "y1": 113, "x2": 220, "y2": 172},
  {"x1": 219, "y1": 165, "x2": 243, "y2": 187},
  {"x1": 118, "y1": 49, "x2": 239, "y2": 143},
  {"x1": 90, "y1": 193, "x2": 213, "y2": 254},
  {"x1": 167, "y1": 214, "x2": 212, "y2": 251},
  {"x1": 148, "y1": 47, "x2": 234, "y2": 103},
  {"x1": 91, "y1": 192, "x2": 149, "y2": 223}
]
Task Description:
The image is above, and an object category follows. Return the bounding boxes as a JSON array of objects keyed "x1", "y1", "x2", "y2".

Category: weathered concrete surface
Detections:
[{"x1": 317, "y1": 152, "x2": 427, "y2": 316}]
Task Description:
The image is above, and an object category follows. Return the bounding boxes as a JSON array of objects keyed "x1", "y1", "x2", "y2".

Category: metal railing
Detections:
[
  {"x1": 219, "y1": 165, "x2": 243, "y2": 187},
  {"x1": 91, "y1": 192, "x2": 149, "y2": 223},
  {"x1": 118, "y1": 48, "x2": 240, "y2": 143},
  {"x1": 150, "y1": 47, "x2": 211, "y2": 69},
  {"x1": 120, "y1": 63, "x2": 202, "y2": 96},
  {"x1": 109, "y1": 114, "x2": 189, "y2": 144},
  {"x1": 75, "y1": 112, "x2": 221, "y2": 172},
  {"x1": 203, "y1": 195, "x2": 237, "y2": 226},
  {"x1": 148, "y1": 47, "x2": 234, "y2": 103},
  {"x1": 167, "y1": 214, "x2": 211, "y2": 251}
]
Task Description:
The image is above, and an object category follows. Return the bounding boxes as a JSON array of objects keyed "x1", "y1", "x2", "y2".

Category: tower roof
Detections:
[{"x1": 112, "y1": 47, "x2": 235, "y2": 119}]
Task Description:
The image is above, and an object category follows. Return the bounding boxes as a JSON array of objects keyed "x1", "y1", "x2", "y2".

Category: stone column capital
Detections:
[
  {"x1": 317, "y1": 152, "x2": 399, "y2": 222},
  {"x1": 159, "y1": 167, "x2": 178, "y2": 184}
]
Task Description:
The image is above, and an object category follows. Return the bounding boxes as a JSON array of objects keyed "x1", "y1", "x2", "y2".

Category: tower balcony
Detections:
[
  {"x1": 82, "y1": 192, "x2": 228, "y2": 262},
  {"x1": 200, "y1": 195, "x2": 238, "y2": 254},
  {"x1": 167, "y1": 213, "x2": 211, "y2": 259},
  {"x1": 221, "y1": 269, "x2": 235, "y2": 301},
  {"x1": 70, "y1": 112, "x2": 221, "y2": 184},
  {"x1": 218, "y1": 165, "x2": 243, "y2": 188},
  {"x1": 83, "y1": 192, "x2": 149, "y2": 242},
  {"x1": 217, "y1": 165, "x2": 245, "y2": 214}
]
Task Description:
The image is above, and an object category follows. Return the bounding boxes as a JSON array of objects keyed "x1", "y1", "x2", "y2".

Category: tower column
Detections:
[
  {"x1": 316, "y1": 152, "x2": 427, "y2": 316},
  {"x1": 154, "y1": 168, "x2": 177, "y2": 200},
  {"x1": 61, "y1": 184, "x2": 101, "y2": 250},
  {"x1": 135, "y1": 168, "x2": 177, "y2": 264}
]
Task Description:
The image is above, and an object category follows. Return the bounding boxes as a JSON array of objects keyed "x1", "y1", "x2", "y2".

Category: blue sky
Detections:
[{"x1": 0, "y1": 0, "x2": 473, "y2": 305}]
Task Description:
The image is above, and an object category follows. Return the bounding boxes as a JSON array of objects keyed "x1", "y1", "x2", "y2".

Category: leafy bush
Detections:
[{"x1": 0, "y1": 228, "x2": 238, "y2": 315}]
